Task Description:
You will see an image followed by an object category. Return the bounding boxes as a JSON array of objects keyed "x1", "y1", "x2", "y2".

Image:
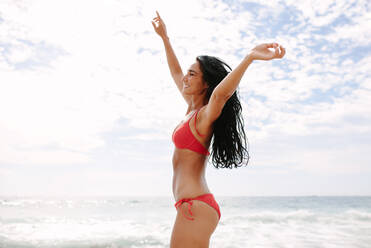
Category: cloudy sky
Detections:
[{"x1": 0, "y1": 0, "x2": 370, "y2": 197}]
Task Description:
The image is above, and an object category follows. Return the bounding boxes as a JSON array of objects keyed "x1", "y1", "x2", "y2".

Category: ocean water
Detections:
[{"x1": 0, "y1": 196, "x2": 370, "y2": 248}]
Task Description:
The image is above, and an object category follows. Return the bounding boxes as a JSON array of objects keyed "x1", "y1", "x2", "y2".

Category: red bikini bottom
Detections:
[{"x1": 174, "y1": 193, "x2": 221, "y2": 221}]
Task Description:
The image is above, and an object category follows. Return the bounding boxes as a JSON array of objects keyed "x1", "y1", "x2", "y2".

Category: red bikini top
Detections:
[{"x1": 172, "y1": 109, "x2": 210, "y2": 156}]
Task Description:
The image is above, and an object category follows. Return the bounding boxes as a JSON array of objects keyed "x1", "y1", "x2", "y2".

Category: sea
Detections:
[{"x1": 0, "y1": 196, "x2": 370, "y2": 248}]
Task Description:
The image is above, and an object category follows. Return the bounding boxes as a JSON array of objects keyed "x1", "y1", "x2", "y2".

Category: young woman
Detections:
[{"x1": 151, "y1": 11, "x2": 285, "y2": 248}]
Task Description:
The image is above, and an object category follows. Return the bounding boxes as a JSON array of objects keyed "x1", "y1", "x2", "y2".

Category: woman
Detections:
[{"x1": 151, "y1": 11, "x2": 285, "y2": 248}]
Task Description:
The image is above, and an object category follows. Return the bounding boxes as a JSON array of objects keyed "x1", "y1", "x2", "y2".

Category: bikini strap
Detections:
[
  {"x1": 194, "y1": 109, "x2": 206, "y2": 137},
  {"x1": 174, "y1": 199, "x2": 195, "y2": 221}
]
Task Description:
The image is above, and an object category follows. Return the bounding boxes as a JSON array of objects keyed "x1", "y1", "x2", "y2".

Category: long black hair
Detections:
[{"x1": 196, "y1": 55, "x2": 250, "y2": 169}]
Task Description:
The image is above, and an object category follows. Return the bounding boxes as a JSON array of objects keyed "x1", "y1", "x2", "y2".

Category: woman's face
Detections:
[{"x1": 182, "y1": 61, "x2": 208, "y2": 95}]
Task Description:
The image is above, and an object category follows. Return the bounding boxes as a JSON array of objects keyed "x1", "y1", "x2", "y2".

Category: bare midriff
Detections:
[{"x1": 172, "y1": 147, "x2": 211, "y2": 202}]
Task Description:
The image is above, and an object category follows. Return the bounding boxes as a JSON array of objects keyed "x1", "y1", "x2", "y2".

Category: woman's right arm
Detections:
[
  {"x1": 152, "y1": 11, "x2": 190, "y2": 105},
  {"x1": 161, "y1": 36, "x2": 183, "y2": 80}
]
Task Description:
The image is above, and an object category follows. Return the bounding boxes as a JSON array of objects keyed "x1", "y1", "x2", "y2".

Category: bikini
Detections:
[
  {"x1": 172, "y1": 109, "x2": 221, "y2": 221},
  {"x1": 172, "y1": 109, "x2": 210, "y2": 156}
]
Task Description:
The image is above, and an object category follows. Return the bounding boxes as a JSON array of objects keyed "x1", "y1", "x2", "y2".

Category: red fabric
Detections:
[
  {"x1": 172, "y1": 109, "x2": 210, "y2": 156},
  {"x1": 174, "y1": 193, "x2": 221, "y2": 221}
]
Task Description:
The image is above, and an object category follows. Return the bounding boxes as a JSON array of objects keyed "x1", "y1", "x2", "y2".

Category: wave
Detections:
[
  {"x1": 0, "y1": 235, "x2": 165, "y2": 248},
  {"x1": 223, "y1": 209, "x2": 371, "y2": 225}
]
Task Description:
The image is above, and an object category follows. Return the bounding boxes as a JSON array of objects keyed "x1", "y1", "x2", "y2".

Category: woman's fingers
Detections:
[
  {"x1": 152, "y1": 17, "x2": 161, "y2": 27},
  {"x1": 275, "y1": 46, "x2": 280, "y2": 57},
  {"x1": 279, "y1": 46, "x2": 286, "y2": 58},
  {"x1": 266, "y1": 42, "x2": 286, "y2": 58},
  {"x1": 153, "y1": 11, "x2": 163, "y2": 25},
  {"x1": 275, "y1": 45, "x2": 285, "y2": 58},
  {"x1": 266, "y1": 43, "x2": 278, "y2": 48}
]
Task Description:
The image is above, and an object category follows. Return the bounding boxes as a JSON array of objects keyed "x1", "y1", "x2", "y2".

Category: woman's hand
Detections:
[
  {"x1": 249, "y1": 43, "x2": 286, "y2": 61},
  {"x1": 151, "y1": 11, "x2": 168, "y2": 39}
]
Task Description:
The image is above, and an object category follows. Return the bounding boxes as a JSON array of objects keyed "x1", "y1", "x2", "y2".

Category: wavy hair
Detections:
[{"x1": 196, "y1": 55, "x2": 250, "y2": 169}]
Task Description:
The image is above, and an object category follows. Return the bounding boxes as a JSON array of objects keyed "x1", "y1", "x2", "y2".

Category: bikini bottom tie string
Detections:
[{"x1": 174, "y1": 198, "x2": 195, "y2": 221}]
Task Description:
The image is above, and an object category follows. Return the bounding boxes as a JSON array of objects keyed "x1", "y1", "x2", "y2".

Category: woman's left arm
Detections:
[
  {"x1": 213, "y1": 42, "x2": 285, "y2": 99},
  {"x1": 204, "y1": 43, "x2": 285, "y2": 124}
]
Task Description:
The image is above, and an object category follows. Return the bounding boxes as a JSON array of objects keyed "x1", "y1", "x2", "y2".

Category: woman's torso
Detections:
[{"x1": 172, "y1": 106, "x2": 213, "y2": 202}]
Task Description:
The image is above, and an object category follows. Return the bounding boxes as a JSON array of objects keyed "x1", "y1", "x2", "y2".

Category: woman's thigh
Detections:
[{"x1": 170, "y1": 200, "x2": 220, "y2": 248}]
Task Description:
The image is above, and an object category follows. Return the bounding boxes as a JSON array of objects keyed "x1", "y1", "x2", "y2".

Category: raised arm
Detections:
[
  {"x1": 213, "y1": 43, "x2": 286, "y2": 99},
  {"x1": 204, "y1": 43, "x2": 285, "y2": 124},
  {"x1": 151, "y1": 11, "x2": 191, "y2": 105}
]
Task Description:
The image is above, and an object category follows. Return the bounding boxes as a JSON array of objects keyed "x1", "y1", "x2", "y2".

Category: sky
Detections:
[{"x1": 0, "y1": 0, "x2": 370, "y2": 197}]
